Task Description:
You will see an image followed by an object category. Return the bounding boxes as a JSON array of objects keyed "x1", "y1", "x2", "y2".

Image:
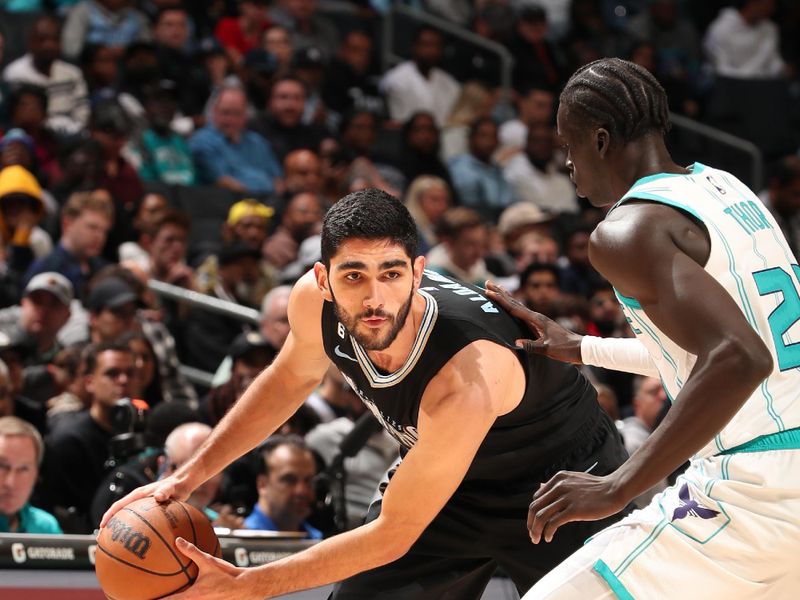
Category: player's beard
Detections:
[{"x1": 331, "y1": 286, "x2": 415, "y2": 351}]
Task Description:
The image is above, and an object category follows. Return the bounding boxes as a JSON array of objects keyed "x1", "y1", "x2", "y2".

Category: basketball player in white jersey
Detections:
[{"x1": 487, "y1": 58, "x2": 800, "y2": 599}]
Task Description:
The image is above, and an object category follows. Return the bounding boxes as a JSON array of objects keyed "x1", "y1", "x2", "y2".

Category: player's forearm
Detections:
[
  {"x1": 243, "y1": 518, "x2": 411, "y2": 597},
  {"x1": 179, "y1": 364, "x2": 317, "y2": 489},
  {"x1": 580, "y1": 336, "x2": 659, "y2": 377},
  {"x1": 611, "y1": 341, "x2": 772, "y2": 500}
]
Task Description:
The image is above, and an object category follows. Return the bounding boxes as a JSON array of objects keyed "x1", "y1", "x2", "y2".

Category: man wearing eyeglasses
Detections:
[{"x1": 37, "y1": 342, "x2": 134, "y2": 532}]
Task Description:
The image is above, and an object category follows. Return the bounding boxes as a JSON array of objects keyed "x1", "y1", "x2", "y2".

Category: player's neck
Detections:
[
  {"x1": 619, "y1": 135, "x2": 686, "y2": 191},
  {"x1": 365, "y1": 292, "x2": 427, "y2": 373}
]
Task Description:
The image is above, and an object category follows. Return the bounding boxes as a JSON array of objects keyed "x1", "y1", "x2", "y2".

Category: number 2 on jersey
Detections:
[{"x1": 753, "y1": 265, "x2": 800, "y2": 371}]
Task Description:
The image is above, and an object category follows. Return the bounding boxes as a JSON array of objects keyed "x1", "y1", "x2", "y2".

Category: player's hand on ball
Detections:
[
  {"x1": 99, "y1": 475, "x2": 191, "y2": 528},
  {"x1": 167, "y1": 538, "x2": 256, "y2": 600},
  {"x1": 528, "y1": 471, "x2": 626, "y2": 544},
  {"x1": 484, "y1": 281, "x2": 584, "y2": 364}
]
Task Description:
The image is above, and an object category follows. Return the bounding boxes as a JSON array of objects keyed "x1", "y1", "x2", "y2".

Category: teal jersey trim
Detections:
[
  {"x1": 614, "y1": 289, "x2": 642, "y2": 310},
  {"x1": 719, "y1": 426, "x2": 800, "y2": 455},
  {"x1": 616, "y1": 191, "x2": 704, "y2": 223},
  {"x1": 594, "y1": 560, "x2": 635, "y2": 600}
]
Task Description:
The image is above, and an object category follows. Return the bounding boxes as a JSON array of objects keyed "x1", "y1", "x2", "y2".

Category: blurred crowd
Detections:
[{"x1": 1, "y1": 0, "x2": 800, "y2": 537}]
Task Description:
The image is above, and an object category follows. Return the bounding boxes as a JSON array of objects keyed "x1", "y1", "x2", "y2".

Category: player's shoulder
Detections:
[{"x1": 287, "y1": 271, "x2": 325, "y2": 332}]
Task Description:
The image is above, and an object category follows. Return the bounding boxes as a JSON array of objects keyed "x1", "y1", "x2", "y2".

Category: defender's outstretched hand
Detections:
[
  {"x1": 528, "y1": 471, "x2": 627, "y2": 544},
  {"x1": 484, "y1": 281, "x2": 584, "y2": 364}
]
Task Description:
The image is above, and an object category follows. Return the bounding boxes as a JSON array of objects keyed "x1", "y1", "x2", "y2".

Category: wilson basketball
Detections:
[{"x1": 95, "y1": 497, "x2": 222, "y2": 600}]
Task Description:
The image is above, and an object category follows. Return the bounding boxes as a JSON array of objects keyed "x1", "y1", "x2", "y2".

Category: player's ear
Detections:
[
  {"x1": 596, "y1": 127, "x2": 610, "y2": 157},
  {"x1": 412, "y1": 255, "x2": 426, "y2": 289},
  {"x1": 314, "y1": 262, "x2": 333, "y2": 301}
]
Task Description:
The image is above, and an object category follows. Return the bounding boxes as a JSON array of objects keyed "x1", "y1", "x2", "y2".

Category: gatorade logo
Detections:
[{"x1": 11, "y1": 543, "x2": 26, "y2": 564}]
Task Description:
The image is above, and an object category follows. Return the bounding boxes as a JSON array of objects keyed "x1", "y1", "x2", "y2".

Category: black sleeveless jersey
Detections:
[{"x1": 321, "y1": 270, "x2": 605, "y2": 485}]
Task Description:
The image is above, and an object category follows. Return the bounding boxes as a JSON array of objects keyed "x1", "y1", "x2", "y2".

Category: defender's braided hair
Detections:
[{"x1": 560, "y1": 58, "x2": 670, "y2": 145}]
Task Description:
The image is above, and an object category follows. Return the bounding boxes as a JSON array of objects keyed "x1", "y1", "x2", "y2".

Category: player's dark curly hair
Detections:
[
  {"x1": 560, "y1": 58, "x2": 670, "y2": 145},
  {"x1": 321, "y1": 188, "x2": 419, "y2": 267}
]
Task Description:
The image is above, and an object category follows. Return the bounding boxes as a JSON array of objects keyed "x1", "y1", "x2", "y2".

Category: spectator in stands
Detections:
[
  {"x1": 198, "y1": 198, "x2": 278, "y2": 308},
  {"x1": 561, "y1": 0, "x2": 633, "y2": 68},
  {"x1": 440, "y1": 81, "x2": 494, "y2": 161},
  {"x1": 244, "y1": 434, "x2": 322, "y2": 538},
  {"x1": 0, "y1": 416, "x2": 61, "y2": 533},
  {"x1": 0, "y1": 165, "x2": 51, "y2": 283},
  {"x1": 336, "y1": 111, "x2": 404, "y2": 196},
  {"x1": 509, "y1": 232, "x2": 561, "y2": 274},
  {"x1": 502, "y1": 120, "x2": 579, "y2": 215},
  {"x1": 45, "y1": 344, "x2": 89, "y2": 426},
  {"x1": 208, "y1": 283, "x2": 291, "y2": 389},
  {"x1": 263, "y1": 191, "x2": 323, "y2": 270},
  {"x1": 558, "y1": 225, "x2": 608, "y2": 298},
  {"x1": 49, "y1": 138, "x2": 103, "y2": 204},
  {"x1": 626, "y1": 0, "x2": 702, "y2": 114},
  {"x1": 205, "y1": 332, "x2": 275, "y2": 426},
  {"x1": 403, "y1": 175, "x2": 451, "y2": 254},
  {"x1": 306, "y1": 370, "x2": 398, "y2": 530},
  {"x1": 448, "y1": 117, "x2": 514, "y2": 220},
  {"x1": 117, "y1": 192, "x2": 169, "y2": 270},
  {"x1": 61, "y1": 0, "x2": 152, "y2": 62},
  {"x1": 89, "y1": 100, "x2": 144, "y2": 256},
  {"x1": 385, "y1": 111, "x2": 453, "y2": 193},
  {"x1": 620, "y1": 376, "x2": 669, "y2": 507},
  {"x1": 498, "y1": 85, "x2": 555, "y2": 152},
  {"x1": 509, "y1": 5, "x2": 568, "y2": 92},
  {"x1": 517, "y1": 262, "x2": 562, "y2": 318},
  {"x1": 323, "y1": 29, "x2": 386, "y2": 121},
  {"x1": 152, "y1": 6, "x2": 207, "y2": 120},
  {"x1": 0, "y1": 344, "x2": 44, "y2": 433},
  {"x1": 25, "y1": 189, "x2": 113, "y2": 300},
  {"x1": 144, "y1": 210, "x2": 195, "y2": 290},
  {"x1": 2, "y1": 15, "x2": 89, "y2": 136},
  {"x1": 496, "y1": 202, "x2": 554, "y2": 252},
  {"x1": 304, "y1": 364, "x2": 360, "y2": 424},
  {"x1": 118, "y1": 331, "x2": 161, "y2": 407},
  {"x1": 704, "y1": 0, "x2": 786, "y2": 79},
  {"x1": 0, "y1": 272, "x2": 72, "y2": 368},
  {"x1": 80, "y1": 43, "x2": 118, "y2": 101},
  {"x1": 263, "y1": 25, "x2": 293, "y2": 74},
  {"x1": 86, "y1": 265, "x2": 198, "y2": 408},
  {"x1": 426, "y1": 207, "x2": 491, "y2": 287},
  {"x1": 259, "y1": 284, "x2": 292, "y2": 353},
  {"x1": 269, "y1": 0, "x2": 339, "y2": 60},
  {"x1": 87, "y1": 277, "x2": 140, "y2": 344},
  {"x1": 40, "y1": 342, "x2": 135, "y2": 532},
  {"x1": 215, "y1": 0, "x2": 271, "y2": 66},
  {"x1": 587, "y1": 282, "x2": 629, "y2": 339},
  {"x1": 5, "y1": 85, "x2": 61, "y2": 186},
  {"x1": 380, "y1": 26, "x2": 460, "y2": 126},
  {"x1": 291, "y1": 46, "x2": 329, "y2": 128},
  {"x1": 130, "y1": 81, "x2": 196, "y2": 186},
  {"x1": 283, "y1": 149, "x2": 323, "y2": 196},
  {"x1": 250, "y1": 76, "x2": 328, "y2": 164},
  {"x1": 190, "y1": 83, "x2": 282, "y2": 197},
  {"x1": 761, "y1": 155, "x2": 800, "y2": 257},
  {"x1": 183, "y1": 242, "x2": 260, "y2": 372},
  {"x1": 160, "y1": 422, "x2": 234, "y2": 523}
]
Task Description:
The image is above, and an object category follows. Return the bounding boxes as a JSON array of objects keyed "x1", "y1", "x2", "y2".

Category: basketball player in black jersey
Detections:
[{"x1": 101, "y1": 189, "x2": 629, "y2": 600}]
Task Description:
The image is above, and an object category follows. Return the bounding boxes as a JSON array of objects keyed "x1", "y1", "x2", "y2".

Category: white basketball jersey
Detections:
[{"x1": 612, "y1": 162, "x2": 800, "y2": 457}]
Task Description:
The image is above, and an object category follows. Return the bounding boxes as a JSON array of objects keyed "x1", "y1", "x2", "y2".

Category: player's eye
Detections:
[
  {"x1": 384, "y1": 271, "x2": 401, "y2": 280},
  {"x1": 344, "y1": 272, "x2": 361, "y2": 281}
]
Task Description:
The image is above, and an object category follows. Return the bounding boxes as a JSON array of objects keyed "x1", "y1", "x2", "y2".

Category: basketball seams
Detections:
[
  {"x1": 174, "y1": 501, "x2": 199, "y2": 570},
  {"x1": 122, "y1": 504, "x2": 195, "y2": 585},
  {"x1": 96, "y1": 542, "x2": 187, "y2": 577}
]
